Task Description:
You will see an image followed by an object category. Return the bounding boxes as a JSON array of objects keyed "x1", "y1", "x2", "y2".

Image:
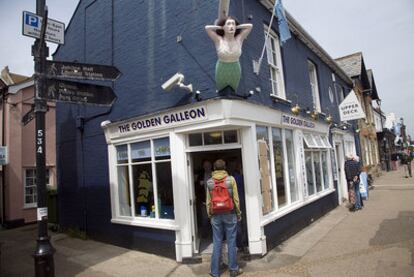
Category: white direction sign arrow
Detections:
[{"x1": 22, "y1": 11, "x2": 65, "y2": 45}]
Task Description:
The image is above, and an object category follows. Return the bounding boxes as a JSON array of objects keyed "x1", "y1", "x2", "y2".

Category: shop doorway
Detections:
[
  {"x1": 335, "y1": 143, "x2": 346, "y2": 204},
  {"x1": 189, "y1": 149, "x2": 246, "y2": 255}
]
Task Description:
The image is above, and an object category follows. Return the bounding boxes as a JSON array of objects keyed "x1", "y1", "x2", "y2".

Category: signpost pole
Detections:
[{"x1": 32, "y1": 0, "x2": 55, "y2": 276}]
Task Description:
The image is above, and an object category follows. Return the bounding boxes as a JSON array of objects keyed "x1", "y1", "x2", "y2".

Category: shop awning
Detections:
[{"x1": 303, "y1": 133, "x2": 332, "y2": 149}]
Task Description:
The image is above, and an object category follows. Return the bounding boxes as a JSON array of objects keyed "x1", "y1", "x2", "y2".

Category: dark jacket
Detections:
[{"x1": 344, "y1": 159, "x2": 361, "y2": 182}]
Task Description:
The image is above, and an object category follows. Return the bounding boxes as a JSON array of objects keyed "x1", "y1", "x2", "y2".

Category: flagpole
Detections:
[{"x1": 255, "y1": 10, "x2": 276, "y2": 75}]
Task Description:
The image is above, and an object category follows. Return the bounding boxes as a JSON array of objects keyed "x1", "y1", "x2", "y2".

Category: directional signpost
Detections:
[
  {"x1": 23, "y1": 2, "x2": 120, "y2": 276},
  {"x1": 22, "y1": 106, "x2": 35, "y2": 126},
  {"x1": 45, "y1": 61, "x2": 121, "y2": 81},
  {"x1": 45, "y1": 79, "x2": 117, "y2": 106}
]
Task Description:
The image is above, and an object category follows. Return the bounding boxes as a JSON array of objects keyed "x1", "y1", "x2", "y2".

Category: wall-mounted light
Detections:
[
  {"x1": 194, "y1": 90, "x2": 202, "y2": 101},
  {"x1": 291, "y1": 104, "x2": 301, "y2": 115},
  {"x1": 291, "y1": 94, "x2": 301, "y2": 115},
  {"x1": 325, "y1": 114, "x2": 333, "y2": 124},
  {"x1": 310, "y1": 110, "x2": 319, "y2": 121}
]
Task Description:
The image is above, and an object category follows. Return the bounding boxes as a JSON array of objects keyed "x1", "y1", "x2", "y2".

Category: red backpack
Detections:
[{"x1": 211, "y1": 178, "x2": 234, "y2": 214}]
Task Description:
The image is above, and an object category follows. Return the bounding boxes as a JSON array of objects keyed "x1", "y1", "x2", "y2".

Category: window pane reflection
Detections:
[
  {"x1": 257, "y1": 126, "x2": 274, "y2": 214},
  {"x1": 313, "y1": 152, "x2": 322, "y2": 192},
  {"x1": 133, "y1": 164, "x2": 154, "y2": 217},
  {"x1": 118, "y1": 166, "x2": 131, "y2": 216},
  {"x1": 285, "y1": 130, "x2": 298, "y2": 202},
  {"x1": 156, "y1": 162, "x2": 174, "y2": 219},
  {"x1": 131, "y1": 141, "x2": 151, "y2": 162},
  {"x1": 189, "y1": 133, "x2": 202, "y2": 146},
  {"x1": 204, "y1": 132, "x2": 222, "y2": 145},
  {"x1": 272, "y1": 128, "x2": 286, "y2": 208},
  {"x1": 306, "y1": 152, "x2": 314, "y2": 195}
]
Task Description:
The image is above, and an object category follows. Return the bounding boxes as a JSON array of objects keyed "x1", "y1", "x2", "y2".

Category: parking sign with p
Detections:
[
  {"x1": 25, "y1": 13, "x2": 39, "y2": 27},
  {"x1": 22, "y1": 11, "x2": 65, "y2": 44}
]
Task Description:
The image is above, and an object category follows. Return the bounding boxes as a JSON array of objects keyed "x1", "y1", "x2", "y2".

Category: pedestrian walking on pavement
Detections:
[
  {"x1": 402, "y1": 149, "x2": 412, "y2": 178},
  {"x1": 344, "y1": 155, "x2": 362, "y2": 211},
  {"x1": 206, "y1": 159, "x2": 243, "y2": 277}
]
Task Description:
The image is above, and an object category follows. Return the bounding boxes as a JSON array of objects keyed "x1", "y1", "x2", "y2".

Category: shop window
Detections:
[
  {"x1": 131, "y1": 141, "x2": 151, "y2": 163},
  {"x1": 272, "y1": 128, "x2": 287, "y2": 208},
  {"x1": 321, "y1": 151, "x2": 329, "y2": 189},
  {"x1": 305, "y1": 152, "x2": 315, "y2": 195},
  {"x1": 117, "y1": 165, "x2": 131, "y2": 216},
  {"x1": 257, "y1": 126, "x2": 299, "y2": 215},
  {"x1": 188, "y1": 130, "x2": 239, "y2": 147},
  {"x1": 285, "y1": 129, "x2": 298, "y2": 202},
  {"x1": 115, "y1": 137, "x2": 174, "y2": 221},
  {"x1": 204, "y1": 131, "x2": 222, "y2": 145},
  {"x1": 189, "y1": 133, "x2": 202, "y2": 146},
  {"x1": 224, "y1": 130, "x2": 238, "y2": 144},
  {"x1": 256, "y1": 126, "x2": 274, "y2": 214},
  {"x1": 24, "y1": 168, "x2": 50, "y2": 207},
  {"x1": 313, "y1": 152, "x2": 322, "y2": 192},
  {"x1": 304, "y1": 139, "x2": 331, "y2": 196}
]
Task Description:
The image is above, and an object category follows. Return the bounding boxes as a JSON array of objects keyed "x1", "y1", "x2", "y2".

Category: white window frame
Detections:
[
  {"x1": 304, "y1": 149, "x2": 330, "y2": 197},
  {"x1": 256, "y1": 126, "x2": 298, "y2": 216},
  {"x1": 303, "y1": 133, "x2": 332, "y2": 149},
  {"x1": 308, "y1": 60, "x2": 321, "y2": 112},
  {"x1": 111, "y1": 136, "x2": 177, "y2": 230},
  {"x1": 24, "y1": 168, "x2": 50, "y2": 208},
  {"x1": 264, "y1": 27, "x2": 286, "y2": 99},
  {"x1": 336, "y1": 84, "x2": 344, "y2": 105}
]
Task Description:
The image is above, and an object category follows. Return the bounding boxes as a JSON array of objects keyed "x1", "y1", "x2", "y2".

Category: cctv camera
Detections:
[{"x1": 161, "y1": 73, "x2": 184, "y2": 91}]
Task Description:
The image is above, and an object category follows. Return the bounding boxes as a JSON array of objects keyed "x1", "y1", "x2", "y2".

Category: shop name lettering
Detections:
[
  {"x1": 340, "y1": 103, "x2": 360, "y2": 115},
  {"x1": 118, "y1": 107, "x2": 206, "y2": 133},
  {"x1": 282, "y1": 115, "x2": 315, "y2": 129}
]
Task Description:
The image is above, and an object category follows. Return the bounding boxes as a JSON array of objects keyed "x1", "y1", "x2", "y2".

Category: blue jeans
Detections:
[
  {"x1": 210, "y1": 213, "x2": 238, "y2": 276},
  {"x1": 354, "y1": 184, "x2": 362, "y2": 209}
]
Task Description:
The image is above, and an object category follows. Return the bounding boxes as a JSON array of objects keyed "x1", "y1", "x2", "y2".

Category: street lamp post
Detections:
[{"x1": 32, "y1": 0, "x2": 55, "y2": 276}]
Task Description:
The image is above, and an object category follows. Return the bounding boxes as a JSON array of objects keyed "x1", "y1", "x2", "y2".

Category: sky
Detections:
[{"x1": 1, "y1": 0, "x2": 413, "y2": 137}]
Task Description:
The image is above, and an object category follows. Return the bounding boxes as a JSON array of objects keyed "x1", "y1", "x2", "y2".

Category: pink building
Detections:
[{"x1": 0, "y1": 67, "x2": 56, "y2": 227}]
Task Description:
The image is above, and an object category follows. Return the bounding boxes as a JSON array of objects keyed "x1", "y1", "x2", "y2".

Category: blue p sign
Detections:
[{"x1": 25, "y1": 14, "x2": 39, "y2": 27}]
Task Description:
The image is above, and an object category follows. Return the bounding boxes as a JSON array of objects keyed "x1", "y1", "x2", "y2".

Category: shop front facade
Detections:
[
  {"x1": 102, "y1": 99, "x2": 337, "y2": 261},
  {"x1": 54, "y1": 0, "x2": 356, "y2": 261}
]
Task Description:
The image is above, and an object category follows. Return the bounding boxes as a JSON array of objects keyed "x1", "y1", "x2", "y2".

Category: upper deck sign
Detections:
[
  {"x1": 22, "y1": 11, "x2": 65, "y2": 44},
  {"x1": 339, "y1": 90, "x2": 366, "y2": 121}
]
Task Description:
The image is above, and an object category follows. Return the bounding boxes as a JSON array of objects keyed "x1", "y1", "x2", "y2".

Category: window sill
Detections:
[
  {"x1": 111, "y1": 217, "x2": 178, "y2": 231},
  {"x1": 261, "y1": 188, "x2": 335, "y2": 227},
  {"x1": 23, "y1": 204, "x2": 37, "y2": 209},
  {"x1": 270, "y1": 94, "x2": 291, "y2": 104}
]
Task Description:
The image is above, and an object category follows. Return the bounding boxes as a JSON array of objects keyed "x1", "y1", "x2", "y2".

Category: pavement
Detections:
[{"x1": 1, "y1": 167, "x2": 414, "y2": 277}]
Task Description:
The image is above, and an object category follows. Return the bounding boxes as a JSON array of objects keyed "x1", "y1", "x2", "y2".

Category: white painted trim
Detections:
[
  {"x1": 111, "y1": 218, "x2": 178, "y2": 230},
  {"x1": 263, "y1": 25, "x2": 287, "y2": 99},
  {"x1": 8, "y1": 80, "x2": 34, "y2": 94},
  {"x1": 261, "y1": 189, "x2": 335, "y2": 227}
]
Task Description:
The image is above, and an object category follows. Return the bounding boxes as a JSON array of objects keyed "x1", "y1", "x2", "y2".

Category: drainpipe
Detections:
[{"x1": 1, "y1": 86, "x2": 7, "y2": 226}]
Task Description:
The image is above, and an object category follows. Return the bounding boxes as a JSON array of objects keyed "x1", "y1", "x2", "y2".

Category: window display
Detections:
[{"x1": 115, "y1": 137, "x2": 174, "y2": 220}]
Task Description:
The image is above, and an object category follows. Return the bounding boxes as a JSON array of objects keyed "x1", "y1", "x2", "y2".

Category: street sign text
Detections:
[{"x1": 22, "y1": 11, "x2": 65, "y2": 44}]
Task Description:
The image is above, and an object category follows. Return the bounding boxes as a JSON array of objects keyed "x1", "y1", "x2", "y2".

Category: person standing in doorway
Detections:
[
  {"x1": 228, "y1": 160, "x2": 248, "y2": 253},
  {"x1": 196, "y1": 160, "x2": 213, "y2": 237},
  {"x1": 344, "y1": 155, "x2": 362, "y2": 211},
  {"x1": 206, "y1": 159, "x2": 242, "y2": 277}
]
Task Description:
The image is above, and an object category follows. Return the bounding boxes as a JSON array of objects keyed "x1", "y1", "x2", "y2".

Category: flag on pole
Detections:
[{"x1": 274, "y1": 0, "x2": 291, "y2": 45}]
